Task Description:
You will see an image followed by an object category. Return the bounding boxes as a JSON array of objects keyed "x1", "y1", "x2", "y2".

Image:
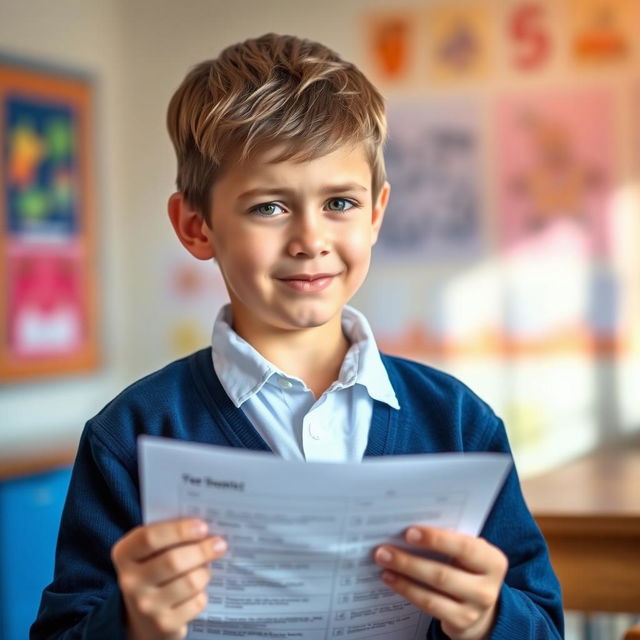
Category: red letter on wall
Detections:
[{"x1": 509, "y1": 3, "x2": 551, "y2": 71}]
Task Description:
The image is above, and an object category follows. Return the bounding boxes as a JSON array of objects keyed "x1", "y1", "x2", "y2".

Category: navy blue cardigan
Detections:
[{"x1": 31, "y1": 348, "x2": 563, "y2": 639}]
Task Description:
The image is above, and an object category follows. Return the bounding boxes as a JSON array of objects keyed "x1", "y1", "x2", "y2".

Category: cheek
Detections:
[
  {"x1": 224, "y1": 256, "x2": 261, "y2": 288},
  {"x1": 340, "y1": 229, "x2": 373, "y2": 267},
  {"x1": 222, "y1": 247, "x2": 279, "y2": 300}
]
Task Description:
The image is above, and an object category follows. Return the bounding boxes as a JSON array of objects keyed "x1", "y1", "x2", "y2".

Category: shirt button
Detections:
[
  {"x1": 309, "y1": 423, "x2": 321, "y2": 440},
  {"x1": 278, "y1": 377, "x2": 293, "y2": 389}
]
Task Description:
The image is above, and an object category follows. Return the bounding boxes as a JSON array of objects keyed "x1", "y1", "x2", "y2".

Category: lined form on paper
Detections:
[{"x1": 139, "y1": 436, "x2": 511, "y2": 640}]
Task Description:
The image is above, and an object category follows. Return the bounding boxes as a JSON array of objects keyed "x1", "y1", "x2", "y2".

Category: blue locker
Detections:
[{"x1": 0, "y1": 466, "x2": 72, "y2": 640}]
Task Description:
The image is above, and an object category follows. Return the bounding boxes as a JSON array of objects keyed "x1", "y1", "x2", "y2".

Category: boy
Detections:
[{"x1": 32, "y1": 34, "x2": 563, "y2": 640}]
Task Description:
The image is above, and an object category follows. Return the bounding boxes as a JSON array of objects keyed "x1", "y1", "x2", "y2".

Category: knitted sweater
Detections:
[{"x1": 31, "y1": 348, "x2": 563, "y2": 639}]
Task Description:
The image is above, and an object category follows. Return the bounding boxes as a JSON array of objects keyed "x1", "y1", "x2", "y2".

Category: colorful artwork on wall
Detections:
[
  {"x1": 496, "y1": 88, "x2": 614, "y2": 258},
  {"x1": 363, "y1": 8, "x2": 420, "y2": 86},
  {"x1": 504, "y1": 2, "x2": 554, "y2": 72},
  {"x1": 377, "y1": 99, "x2": 485, "y2": 261},
  {"x1": 425, "y1": 2, "x2": 493, "y2": 85},
  {"x1": 0, "y1": 60, "x2": 99, "y2": 381},
  {"x1": 357, "y1": 0, "x2": 637, "y2": 467},
  {"x1": 569, "y1": 0, "x2": 634, "y2": 65}
]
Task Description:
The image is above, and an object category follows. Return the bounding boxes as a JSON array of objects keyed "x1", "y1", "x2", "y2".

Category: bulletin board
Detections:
[{"x1": 0, "y1": 60, "x2": 99, "y2": 382}]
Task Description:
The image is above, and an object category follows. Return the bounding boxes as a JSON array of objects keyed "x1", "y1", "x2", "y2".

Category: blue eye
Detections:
[
  {"x1": 326, "y1": 198, "x2": 356, "y2": 212},
  {"x1": 251, "y1": 202, "x2": 285, "y2": 217}
]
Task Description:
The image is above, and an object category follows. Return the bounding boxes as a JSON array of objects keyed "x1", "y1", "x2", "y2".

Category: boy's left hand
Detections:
[{"x1": 374, "y1": 527, "x2": 508, "y2": 640}]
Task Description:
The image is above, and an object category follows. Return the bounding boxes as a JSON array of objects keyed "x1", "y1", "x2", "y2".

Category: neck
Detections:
[{"x1": 234, "y1": 315, "x2": 350, "y2": 398}]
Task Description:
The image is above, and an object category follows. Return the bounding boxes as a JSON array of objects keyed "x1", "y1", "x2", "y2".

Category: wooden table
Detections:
[{"x1": 522, "y1": 440, "x2": 640, "y2": 613}]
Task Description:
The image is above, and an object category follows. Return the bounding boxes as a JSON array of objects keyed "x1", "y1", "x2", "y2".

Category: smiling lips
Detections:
[{"x1": 277, "y1": 273, "x2": 337, "y2": 293}]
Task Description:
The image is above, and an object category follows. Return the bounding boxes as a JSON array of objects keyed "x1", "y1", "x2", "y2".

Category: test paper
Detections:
[{"x1": 139, "y1": 435, "x2": 511, "y2": 640}]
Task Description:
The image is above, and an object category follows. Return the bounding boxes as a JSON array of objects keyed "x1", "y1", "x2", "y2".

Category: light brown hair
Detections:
[{"x1": 167, "y1": 33, "x2": 387, "y2": 221}]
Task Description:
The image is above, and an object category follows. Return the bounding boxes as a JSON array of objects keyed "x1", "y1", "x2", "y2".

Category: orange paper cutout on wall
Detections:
[
  {"x1": 570, "y1": 0, "x2": 633, "y2": 64},
  {"x1": 364, "y1": 10, "x2": 418, "y2": 83}
]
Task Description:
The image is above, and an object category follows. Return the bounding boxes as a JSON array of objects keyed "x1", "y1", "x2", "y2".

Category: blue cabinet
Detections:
[{"x1": 0, "y1": 466, "x2": 72, "y2": 640}]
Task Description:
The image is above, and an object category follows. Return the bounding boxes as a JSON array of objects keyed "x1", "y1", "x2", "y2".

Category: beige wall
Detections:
[{"x1": 0, "y1": 0, "x2": 127, "y2": 451}]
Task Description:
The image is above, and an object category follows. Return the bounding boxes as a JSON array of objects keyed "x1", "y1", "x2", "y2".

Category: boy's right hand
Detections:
[{"x1": 111, "y1": 518, "x2": 227, "y2": 640}]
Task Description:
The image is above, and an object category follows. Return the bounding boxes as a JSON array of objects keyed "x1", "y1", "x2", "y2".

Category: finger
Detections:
[
  {"x1": 151, "y1": 565, "x2": 212, "y2": 609},
  {"x1": 140, "y1": 536, "x2": 226, "y2": 586},
  {"x1": 374, "y1": 546, "x2": 492, "y2": 606},
  {"x1": 381, "y1": 571, "x2": 484, "y2": 635},
  {"x1": 404, "y1": 527, "x2": 507, "y2": 576},
  {"x1": 112, "y1": 518, "x2": 209, "y2": 566},
  {"x1": 149, "y1": 590, "x2": 208, "y2": 638}
]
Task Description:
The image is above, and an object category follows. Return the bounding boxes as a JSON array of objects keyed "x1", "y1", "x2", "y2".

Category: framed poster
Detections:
[
  {"x1": 0, "y1": 59, "x2": 99, "y2": 381},
  {"x1": 378, "y1": 98, "x2": 486, "y2": 262},
  {"x1": 496, "y1": 87, "x2": 614, "y2": 258}
]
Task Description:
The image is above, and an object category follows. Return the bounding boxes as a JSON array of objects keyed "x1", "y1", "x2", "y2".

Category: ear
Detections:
[
  {"x1": 370, "y1": 181, "x2": 390, "y2": 245},
  {"x1": 167, "y1": 192, "x2": 216, "y2": 260}
]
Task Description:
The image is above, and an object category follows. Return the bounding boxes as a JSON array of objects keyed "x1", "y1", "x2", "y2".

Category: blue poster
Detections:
[{"x1": 4, "y1": 93, "x2": 79, "y2": 236}]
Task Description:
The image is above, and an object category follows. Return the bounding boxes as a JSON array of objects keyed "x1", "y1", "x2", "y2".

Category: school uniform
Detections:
[{"x1": 31, "y1": 306, "x2": 563, "y2": 639}]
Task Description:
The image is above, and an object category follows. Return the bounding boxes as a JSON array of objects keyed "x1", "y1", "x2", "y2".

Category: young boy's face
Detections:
[{"x1": 192, "y1": 142, "x2": 389, "y2": 339}]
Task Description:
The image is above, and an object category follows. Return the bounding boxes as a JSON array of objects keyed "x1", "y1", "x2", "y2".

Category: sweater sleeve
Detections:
[
  {"x1": 428, "y1": 417, "x2": 564, "y2": 640},
  {"x1": 30, "y1": 422, "x2": 138, "y2": 639}
]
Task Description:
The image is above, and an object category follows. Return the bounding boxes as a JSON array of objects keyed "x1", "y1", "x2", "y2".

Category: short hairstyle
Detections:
[{"x1": 167, "y1": 33, "x2": 387, "y2": 221}]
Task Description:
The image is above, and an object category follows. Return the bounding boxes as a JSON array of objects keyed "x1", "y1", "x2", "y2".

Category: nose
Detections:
[{"x1": 286, "y1": 213, "x2": 331, "y2": 258}]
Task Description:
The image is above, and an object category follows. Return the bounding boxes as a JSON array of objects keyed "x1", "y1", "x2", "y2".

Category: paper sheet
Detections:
[{"x1": 139, "y1": 436, "x2": 511, "y2": 640}]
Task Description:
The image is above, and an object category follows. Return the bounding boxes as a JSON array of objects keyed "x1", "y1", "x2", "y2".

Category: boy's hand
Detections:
[
  {"x1": 374, "y1": 527, "x2": 507, "y2": 640},
  {"x1": 111, "y1": 518, "x2": 227, "y2": 640}
]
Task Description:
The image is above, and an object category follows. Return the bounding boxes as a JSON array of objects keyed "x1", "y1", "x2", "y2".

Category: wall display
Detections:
[
  {"x1": 6, "y1": 244, "x2": 86, "y2": 358},
  {"x1": 496, "y1": 88, "x2": 614, "y2": 258},
  {"x1": 363, "y1": 8, "x2": 420, "y2": 86},
  {"x1": 505, "y1": 2, "x2": 553, "y2": 72},
  {"x1": 377, "y1": 99, "x2": 485, "y2": 262},
  {"x1": 569, "y1": 0, "x2": 634, "y2": 65},
  {"x1": 0, "y1": 60, "x2": 98, "y2": 381},
  {"x1": 425, "y1": 2, "x2": 493, "y2": 86},
  {"x1": 356, "y1": 0, "x2": 640, "y2": 471}
]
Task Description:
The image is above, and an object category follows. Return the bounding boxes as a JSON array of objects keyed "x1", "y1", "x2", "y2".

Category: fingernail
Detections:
[
  {"x1": 212, "y1": 537, "x2": 227, "y2": 553},
  {"x1": 376, "y1": 547, "x2": 393, "y2": 564},
  {"x1": 406, "y1": 528, "x2": 422, "y2": 543},
  {"x1": 194, "y1": 520, "x2": 209, "y2": 536}
]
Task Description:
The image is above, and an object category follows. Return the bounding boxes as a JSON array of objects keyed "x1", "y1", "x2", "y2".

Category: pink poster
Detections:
[
  {"x1": 7, "y1": 242, "x2": 86, "y2": 358},
  {"x1": 496, "y1": 88, "x2": 614, "y2": 258}
]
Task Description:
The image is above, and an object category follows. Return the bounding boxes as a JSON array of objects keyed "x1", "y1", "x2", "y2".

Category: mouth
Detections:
[
  {"x1": 276, "y1": 273, "x2": 338, "y2": 293},
  {"x1": 278, "y1": 273, "x2": 336, "y2": 281}
]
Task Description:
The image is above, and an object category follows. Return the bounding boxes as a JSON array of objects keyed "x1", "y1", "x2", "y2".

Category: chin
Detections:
[{"x1": 282, "y1": 307, "x2": 337, "y2": 330}]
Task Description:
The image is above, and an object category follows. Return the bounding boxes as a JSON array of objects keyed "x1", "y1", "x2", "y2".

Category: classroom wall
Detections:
[
  {"x1": 1, "y1": 0, "x2": 639, "y2": 476},
  {"x1": 0, "y1": 0, "x2": 128, "y2": 452}
]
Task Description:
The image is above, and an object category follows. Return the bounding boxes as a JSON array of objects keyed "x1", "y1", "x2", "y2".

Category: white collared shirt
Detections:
[{"x1": 211, "y1": 304, "x2": 400, "y2": 462}]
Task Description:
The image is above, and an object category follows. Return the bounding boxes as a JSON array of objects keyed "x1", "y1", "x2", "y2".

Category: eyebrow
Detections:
[{"x1": 236, "y1": 182, "x2": 369, "y2": 201}]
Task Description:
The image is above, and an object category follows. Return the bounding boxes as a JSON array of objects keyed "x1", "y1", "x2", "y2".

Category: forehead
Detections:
[{"x1": 215, "y1": 142, "x2": 372, "y2": 193}]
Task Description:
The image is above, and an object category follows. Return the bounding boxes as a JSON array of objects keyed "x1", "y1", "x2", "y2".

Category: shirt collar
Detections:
[{"x1": 211, "y1": 304, "x2": 400, "y2": 410}]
